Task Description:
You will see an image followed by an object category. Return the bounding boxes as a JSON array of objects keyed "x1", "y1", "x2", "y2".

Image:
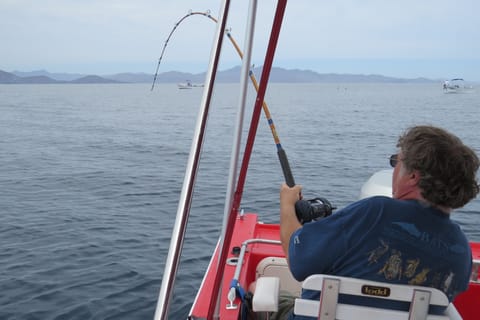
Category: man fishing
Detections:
[{"x1": 279, "y1": 125, "x2": 479, "y2": 319}]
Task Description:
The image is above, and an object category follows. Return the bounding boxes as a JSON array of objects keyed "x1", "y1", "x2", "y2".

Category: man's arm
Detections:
[{"x1": 279, "y1": 183, "x2": 302, "y2": 264}]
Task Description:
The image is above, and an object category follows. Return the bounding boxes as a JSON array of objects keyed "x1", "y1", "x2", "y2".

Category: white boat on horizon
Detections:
[
  {"x1": 443, "y1": 78, "x2": 474, "y2": 94},
  {"x1": 177, "y1": 80, "x2": 204, "y2": 89}
]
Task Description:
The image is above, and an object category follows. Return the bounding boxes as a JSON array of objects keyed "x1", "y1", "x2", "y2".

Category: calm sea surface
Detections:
[{"x1": 1, "y1": 83, "x2": 479, "y2": 319}]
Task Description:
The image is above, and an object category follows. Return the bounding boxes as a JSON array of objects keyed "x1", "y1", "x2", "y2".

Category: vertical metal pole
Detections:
[
  {"x1": 221, "y1": 0, "x2": 257, "y2": 237},
  {"x1": 153, "y1": 1, "x2": 231, "y2": 319},
  {"x1": 210, "y1": 0, "x2": 258, "y2": 318},
  {"x1": 207, "y1": 0, "x2": 288, "y2": 319}
]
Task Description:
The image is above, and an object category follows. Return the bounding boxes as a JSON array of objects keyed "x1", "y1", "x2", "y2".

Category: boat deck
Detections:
[{"x1": 189, "y1": 213, "x2": 480, "y2": 320}]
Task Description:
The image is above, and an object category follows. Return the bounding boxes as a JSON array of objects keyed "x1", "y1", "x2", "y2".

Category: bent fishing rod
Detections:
[
  {"x1": 159, "y1": 11, "x2": 333, "y2": 222},
  {"x1": 152, "y1": 9, "x2": 296, "y2": 187}
]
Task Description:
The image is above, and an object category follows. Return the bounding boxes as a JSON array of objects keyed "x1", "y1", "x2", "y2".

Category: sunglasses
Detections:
[{"x1": 389, "y1": 154, "x2": 399, "y2": 167}]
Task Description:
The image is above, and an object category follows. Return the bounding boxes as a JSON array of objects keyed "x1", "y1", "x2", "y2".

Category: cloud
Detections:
[{"x1": 1, "y1": 0, "x2": 479, "y2": 79}]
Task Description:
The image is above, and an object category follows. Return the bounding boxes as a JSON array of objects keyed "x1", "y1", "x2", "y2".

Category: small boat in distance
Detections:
[
  {"x1": 443, "y1": 78, "x2": 474, "y2": 94},
  {"x1": 177, "y1": 80, "x2": 204, "y2": 89}
]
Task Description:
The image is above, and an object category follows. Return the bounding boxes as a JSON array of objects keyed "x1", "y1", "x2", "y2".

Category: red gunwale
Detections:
[
  {"x1": 453, "y1": 242, "x2": 480, "y2": 320},
  {"x1": 190, "y1": 213, "x2": 282, "y2": 319},
  {"x1": 190, "y1": 213, "x2": 480, "y2": 320}
]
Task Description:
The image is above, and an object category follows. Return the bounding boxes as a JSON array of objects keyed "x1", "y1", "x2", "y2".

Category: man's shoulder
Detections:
[
  {"x1": 338, "y1": 196, "x2": 407, "y2": 221},
  {"x1": 363, "y1": 195, "x2": 394, "y2": 203},
  {"x1": 348, "y1": 195, "x2": 395, "y2": 210},
  {"x1": 329, "y1": 196, "x2": 391, "y2": 223}
]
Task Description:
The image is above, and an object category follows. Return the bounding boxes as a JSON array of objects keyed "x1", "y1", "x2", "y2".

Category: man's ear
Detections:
[{"x1": 408, "y1": 170, "x2": 421, "y2": 186}]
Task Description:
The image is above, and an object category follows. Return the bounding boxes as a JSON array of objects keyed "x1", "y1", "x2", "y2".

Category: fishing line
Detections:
[{"x1": 153, "y1": 10, "x2": 295, "y2": 186}]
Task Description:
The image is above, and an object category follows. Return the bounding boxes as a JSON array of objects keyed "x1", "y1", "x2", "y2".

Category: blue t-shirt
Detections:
[{"x1": 288, "y1": 196, "x2": 472, "y2": 320}]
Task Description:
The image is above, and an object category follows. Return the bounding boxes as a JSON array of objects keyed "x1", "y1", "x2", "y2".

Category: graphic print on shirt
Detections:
[
  {"x1": 367, "y1": 239, "x2": 389, "y2": 265},
  {"x1": 378, "y1": 249, "x2": 403, "y2": 280},
  {"x1": 408, "y1": 268, "x2": 431, "y2": 285},
  {"x1": 368, "y1": 236, "x2": 459, "y2": 297},
  {"x1": 404, "y1": 258, "x2": 420, "y2": 278}
]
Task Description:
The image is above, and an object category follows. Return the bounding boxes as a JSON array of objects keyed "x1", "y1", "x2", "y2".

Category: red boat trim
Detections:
[
  {"x1": 188, "y1": 238, "x2": 221, "y2": 317},
  {"x1": 453, "y1": 242, "x2": 480, "y2": 320}
]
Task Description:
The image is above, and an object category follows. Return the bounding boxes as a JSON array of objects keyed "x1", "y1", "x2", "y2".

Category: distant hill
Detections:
[
  {"x1": 0, "y1": 70, "x2": 19, "y2": 83},
  {"x1": 145, "y1": 71, "x2": 202, "y2": 83},
  {"x1": 105, "y1": 72, "x2": 153, "y2": 83},
  {"x1": 70, "y1": 75, "x2": 122, "y2": 84},
  {"x1": 1, "y1": 70, "x2": 59, "y2": 84},
  {"x1": 1, "y1": 67, "x2": 439, "y2": 84},
  {"x1": 1, "y1": 70, "x2": 120, "y2": 84},
  {"x1": 12, "y1": 69, "x2": 84, "y2": 81},
  {"x1": 148, "y1": 66, "x2": 437, "y2": 84},
  {"x1": 15, "y1": 75, "x2": 60, "y2": 84}
]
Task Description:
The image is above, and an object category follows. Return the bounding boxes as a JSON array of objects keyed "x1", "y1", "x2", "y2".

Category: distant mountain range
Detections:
[{"x1": 0, "y1": 67, "x2": 439, "y2": 84}]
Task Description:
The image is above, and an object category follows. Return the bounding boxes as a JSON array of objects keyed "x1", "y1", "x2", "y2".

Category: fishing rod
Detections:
[
  {"x1": 151, "y1": 10, "x2": 210, "y2": 91},
  {"x1": 153, "y1": 9, "x2": 334, "y2": 231},
  {"x1": 151, "y1": 10, "x2": 219, "y2": 91},
  {"x1": 152, "y1": 9, "x2": 295, "y2": 187}
]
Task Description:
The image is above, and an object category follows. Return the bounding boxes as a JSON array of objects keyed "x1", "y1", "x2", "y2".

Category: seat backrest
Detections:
[
  {"x1": 255, "y1": 256, "x2": 302, "y2": 296},
  {"x1": 294, "y1": 274, "x2": 454, "y2": 320}
]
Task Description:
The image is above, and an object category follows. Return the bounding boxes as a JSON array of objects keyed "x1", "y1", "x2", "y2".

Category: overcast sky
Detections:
[{"x1": 2, "y1": 0, "x2": 479, "y2": 80}]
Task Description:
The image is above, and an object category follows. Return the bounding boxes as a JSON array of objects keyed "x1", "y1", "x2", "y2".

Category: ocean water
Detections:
[{"x1": 1, "y1": 83, "x2": 479, "y2": 319}]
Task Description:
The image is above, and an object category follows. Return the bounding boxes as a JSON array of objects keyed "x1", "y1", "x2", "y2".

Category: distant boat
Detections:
[
  {"x1": 177, "y1": 80, "x2": 204, "y2": 89},
  {"x1": 443, "y1": 78, "x2": 474, "y2": 94}
]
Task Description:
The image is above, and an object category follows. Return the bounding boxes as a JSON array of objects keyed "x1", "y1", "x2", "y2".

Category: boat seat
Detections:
[
  {"x1": 255, "y1": 256, "x2": 302, "y2": 296},
  {"x1": 252, "y1": 276, "x2": 280, "y2": 312},
  {"x1": 294, "y1": 274, "x2": 462, "y2": 320}
]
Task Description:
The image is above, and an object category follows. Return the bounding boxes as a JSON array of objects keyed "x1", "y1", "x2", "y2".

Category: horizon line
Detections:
[{"x1": 5, "y1": 66, "x2": 453, "y2": 81}]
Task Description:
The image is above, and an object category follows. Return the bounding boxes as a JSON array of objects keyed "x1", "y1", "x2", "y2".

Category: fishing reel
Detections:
[{"x1": 295, "y1": 197, "x2": 335, "y2": 225}]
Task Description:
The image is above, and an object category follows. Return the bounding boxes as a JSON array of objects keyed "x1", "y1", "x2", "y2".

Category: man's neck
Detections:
[{"x1": 397, "y1": 192, "x2": 451, "y2": 214}]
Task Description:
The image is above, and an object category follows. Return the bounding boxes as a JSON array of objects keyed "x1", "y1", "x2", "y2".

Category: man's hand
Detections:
[
  {"x1": 280, "y1": 183, "x2": 302, "y2": 206},
  {"x1": 279, "y1": 183, "x2": 303, "y2": 264}
]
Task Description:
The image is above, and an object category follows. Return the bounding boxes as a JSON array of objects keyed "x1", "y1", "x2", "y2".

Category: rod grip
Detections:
[{"x1": 278, "y1": 148, "x2": 295, "y2": 187}]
